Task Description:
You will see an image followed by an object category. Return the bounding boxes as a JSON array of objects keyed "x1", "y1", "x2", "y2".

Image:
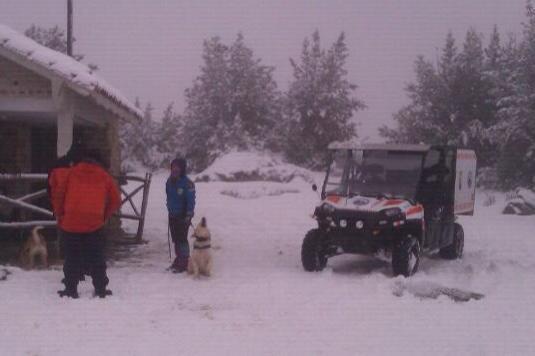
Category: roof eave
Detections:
[{"x1": 0, "y1": 43, "x2": 141, "y2": 123}]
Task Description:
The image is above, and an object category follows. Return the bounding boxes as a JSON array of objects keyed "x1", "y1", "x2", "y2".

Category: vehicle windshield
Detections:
[{"x1": 325, "y1": 149, "x2": 424, "y2": 200}]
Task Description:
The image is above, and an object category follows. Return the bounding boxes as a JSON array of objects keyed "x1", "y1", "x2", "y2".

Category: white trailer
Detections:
[{"x1": 454, "y1": 149, "x2": 477, "y2": 216}]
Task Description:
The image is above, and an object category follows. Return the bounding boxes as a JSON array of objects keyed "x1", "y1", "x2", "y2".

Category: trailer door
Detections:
[{"x1": 454, "y1": 150, "x2": 477, "y2": 216}]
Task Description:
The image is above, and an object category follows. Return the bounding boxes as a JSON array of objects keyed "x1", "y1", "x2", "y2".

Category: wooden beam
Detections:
[
  {"x1": 0, "y1": 194, "x2": 53, "y2": 217},
  {"x1": 0, "y1": 220, "x2": 56, "y2": 228},
  {"x1": 0, "y1": 97, "x2": 55, "y2": 113},
  {"x1": 17, "y1": 189, "x2": 47, "y2": 202},
  {"x1": 0, "y1": 173, "x2": 48, "y2": 181},
  {"x1": 52, "y1": 79, "x2": 74, "y2": 157}
]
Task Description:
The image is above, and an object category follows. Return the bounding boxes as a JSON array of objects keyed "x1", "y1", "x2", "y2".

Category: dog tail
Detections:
[
  {"x1": 32, "y1": 226, "x2": 45, "y2": 243},
  {"x1": 32, "y1": 226, "x2": 44, "y2": 234},
  {"x1": 200, "y1": 217, "x2": 207, "y2": 227}
]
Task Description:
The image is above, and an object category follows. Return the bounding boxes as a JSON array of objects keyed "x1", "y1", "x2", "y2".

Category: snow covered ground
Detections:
[{"x1": 1, "y1": 174, "x2": 535, "y2": 355}]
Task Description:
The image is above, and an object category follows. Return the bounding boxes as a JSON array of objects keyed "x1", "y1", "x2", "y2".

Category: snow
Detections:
[
  {"x1": 2, "y1": 173, "x2": 535, "y2": 355},
  {"x1": 0, "y1": 24, "x2": 142, "y2": 119},
  {"x1": 516, "y1": 188, "x2": 535, "y2": 208},
  {"x1": 195, "y1": 151, "x2": 317, "y2": 183}
]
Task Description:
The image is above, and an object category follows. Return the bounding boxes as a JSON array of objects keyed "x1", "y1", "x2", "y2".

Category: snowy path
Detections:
[{"x1": 1, "y1": 174, "x2": 535, "y2": 355}]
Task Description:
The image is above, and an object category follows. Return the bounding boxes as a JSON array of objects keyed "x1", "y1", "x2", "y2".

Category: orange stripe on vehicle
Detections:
[
  {"x1": 406, "y1": 205, "x2": 423, "y2": 215},
  {"x1": 383, "y1": 199, "x2": 404, "y2": 206},
  {"x1": 326, "y1": 195, "x2": 341, "y2": 204}
]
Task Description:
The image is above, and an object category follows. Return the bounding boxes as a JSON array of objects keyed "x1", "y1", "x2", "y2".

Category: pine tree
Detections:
[
  {"x1": 182, "y1": 34, "x2": 281, "y2": 171},
  {"x1": 158, "y1": 103, "x2": 184, "y2": 164},
  {"x1": 381, "y1": 30, "x2": 499, "y2": 167},
  {"x1": 494, "y1": 2, "x2": 535, "y2": 187},
  {"x1": 24, "y1": 24, "x2": 97, "y2": 70},
  {"x1": 284, "y1": 31, "x2": 365, "y2": 168}
]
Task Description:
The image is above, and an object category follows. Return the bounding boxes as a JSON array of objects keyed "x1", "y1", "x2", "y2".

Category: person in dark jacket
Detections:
[{"x1": 166, "y1": 157, "x2": 196, "y2": 273}]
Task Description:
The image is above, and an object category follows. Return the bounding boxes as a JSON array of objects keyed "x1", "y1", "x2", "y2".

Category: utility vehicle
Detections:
[{"x1": 302, "y1": 143, "x2": 476, "y2": 276}]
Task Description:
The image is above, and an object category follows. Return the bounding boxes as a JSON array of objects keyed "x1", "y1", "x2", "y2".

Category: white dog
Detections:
[
  {"x1": 188, "y1": 217, "x2": 212, "y2": 278},
  {"x1": 19, "y1": 226, "x2": 48, "y2": 269}
]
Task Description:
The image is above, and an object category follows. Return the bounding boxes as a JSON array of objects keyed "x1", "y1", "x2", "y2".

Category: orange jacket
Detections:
[
  {"x1": 57, "y1": 162, "x2": 121, "y2": 233},
  {"x1": 48, "y1": 166, "x2": 72, "y2": 224}
]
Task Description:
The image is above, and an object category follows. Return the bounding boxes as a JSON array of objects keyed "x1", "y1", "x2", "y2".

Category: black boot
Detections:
[
  {"x1": 173, "y1": 256, "x2": 189, "y2": 273},
  {"x1": 58, "y1": 287, "x2": 79, "y2": 299},
  {"x1": 94, "y1": 288, "x2": 113, "y2": 298},
  {"x1": 167, "y1": 257, "x2": 180, "y2": 272}
]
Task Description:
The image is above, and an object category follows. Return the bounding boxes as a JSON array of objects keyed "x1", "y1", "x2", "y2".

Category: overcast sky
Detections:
[{"x1": 0, "y1": 0, "x2": 528, "y2": 139}]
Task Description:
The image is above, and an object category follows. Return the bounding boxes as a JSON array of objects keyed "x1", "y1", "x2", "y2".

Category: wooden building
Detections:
[
  {"x1": 0, "y1": 24, "x2": 150, "y2": 248},
  {"x1": 0, "y1": 23, "x2": 142, "y2": 177}
]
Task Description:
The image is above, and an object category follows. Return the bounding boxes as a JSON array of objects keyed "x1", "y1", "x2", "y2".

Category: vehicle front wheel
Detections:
[
  {"x1": 439, "y1": 223, "x2": 464, "y2": 259},
  {"x1": 392, "y1": 238, "x2": 420, "y2": 277},
  {"x1": 301, "y1": 229, "x2": 328, "y2": 272}
]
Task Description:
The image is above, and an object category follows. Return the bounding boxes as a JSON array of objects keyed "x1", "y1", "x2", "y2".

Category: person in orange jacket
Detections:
[
  {"x1": 56, "y1": 149, "x2": 121, "y2": 299},
  {"x1": 47, "y1": 145, "x2": 86, "y2": 282},
  {"x1": 48, "y1": 148, "x2": 78, "y2": 219}
]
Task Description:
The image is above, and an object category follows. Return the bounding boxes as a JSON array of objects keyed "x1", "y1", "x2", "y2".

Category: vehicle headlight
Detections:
[
  {"x1": 383, "y1": 208, "x2": 402, "y2": 218},
  {"x1": 321, "y1": 203, "x2": 336, "y2": 214}
]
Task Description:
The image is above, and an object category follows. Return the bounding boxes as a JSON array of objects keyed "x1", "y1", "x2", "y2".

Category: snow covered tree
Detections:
[
  {"x1": 119, "y1": 100, "x2": 166, "y2": 171},
  {"x1": 118, "y1": 98, "x2": 141, "y2": 171},
  {"x1": 493, "y1": 3, "x2": 535, "y2": 188},
  {"x1": 24, "y1": 24, "x2": 97, "y2": 70},
  {"x1": 379, "y1": 55, "x2": 445, "y2": 144},
  {"x1": 182, "y1": 34, "x2": 282, "y2": 171},
  {"x1": 381, "y1": 29, "x2": 500, "y2": 168},
  {"x1": 157, "y1": 103, "x2": 184, "y2": 166},
  {"x1": 283, "y1": 31, "x2": 365, "y2": 168},
  {"x1": 182, "y1": 37, "x2": 231, "y2": 171}
]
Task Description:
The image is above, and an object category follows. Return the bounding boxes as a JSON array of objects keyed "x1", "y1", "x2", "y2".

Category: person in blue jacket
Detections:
[{"x1": 166, "y1": 157, "x2": 196, "y2": 273}]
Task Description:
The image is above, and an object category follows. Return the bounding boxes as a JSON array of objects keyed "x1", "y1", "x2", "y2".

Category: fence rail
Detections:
[{"x1": 0, "y1": 172, "x2": 152, "y2": 243}]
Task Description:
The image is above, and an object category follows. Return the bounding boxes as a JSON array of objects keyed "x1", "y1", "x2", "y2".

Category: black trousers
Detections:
[
  {"x1": 169, "y1": 216, "x2": 190, "y2": 259},
  {"x1": 62, "y1": 229, "x2": 108, "y2": 291}
]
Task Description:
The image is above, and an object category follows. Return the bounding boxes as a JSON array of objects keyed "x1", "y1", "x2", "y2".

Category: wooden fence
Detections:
[{"x1": 0, "y1": 172, "x2": 152, "y2": 243}]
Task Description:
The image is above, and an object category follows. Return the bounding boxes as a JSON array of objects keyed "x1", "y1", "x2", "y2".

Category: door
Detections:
[{"x1": 417, "y1": 147, "x2": 456, "y2": 249}]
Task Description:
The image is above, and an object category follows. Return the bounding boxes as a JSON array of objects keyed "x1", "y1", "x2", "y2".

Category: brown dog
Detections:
[
  {"x1": 188, "y1": 217, "x2": 213, "y2": 278},
  {"x1": 19, "y1": 226, "x2": 48, "y2": 269}
]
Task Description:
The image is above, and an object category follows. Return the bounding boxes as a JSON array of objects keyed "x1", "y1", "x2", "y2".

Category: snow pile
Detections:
[
  {"x1": 220, "y1": 184, "x2": 300, "y2": 199},
  {"x1": 503, "y1": 188, "x2": 535, "y2": 215},
  {"x1": 0, "y1": 24, "x2": 142, "y2": 118},
  {"x1": 195, "y1": 151, "x2": 315, "y2": 183},
  {"x1": 392, "y1": 279, "x2": 484, "y2": 302}
]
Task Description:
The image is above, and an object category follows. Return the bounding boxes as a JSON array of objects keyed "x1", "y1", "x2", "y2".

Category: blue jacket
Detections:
[{"x1": 166, "y1": 176, "x2": 196, "y2": 218}]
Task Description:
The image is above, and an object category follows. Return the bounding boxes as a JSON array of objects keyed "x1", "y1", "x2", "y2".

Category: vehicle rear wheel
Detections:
[
  {"x1": 301, "y1": 229, "x2": 328, "y2": 272},
  {"x1": 392, "y1": 238, "x2": 420, "y2": 277},
  {"x1": 439, "y1": 223, "x2": 464, "y2": 259}
]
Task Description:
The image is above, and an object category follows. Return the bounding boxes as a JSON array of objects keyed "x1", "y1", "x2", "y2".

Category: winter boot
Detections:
[
  {"x1": 173, "y1": 256, "x2": 189, "y2": 274},
  {"x1": 167, "y1": 257, "x2": 180, "y2": 272},
  {"x1": 58, "y1": 287, "x2": 79, "y2": 299},
  {"x1": 94, "y1": 288, "x2": 113, "y2": 298}
]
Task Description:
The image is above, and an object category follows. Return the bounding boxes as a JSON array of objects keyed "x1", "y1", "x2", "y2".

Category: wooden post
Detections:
[
  {"x1": 136, "y1": 172, "x2": 152, "y2": 243},
  {"x1": 52, "y1": 80, "x2": 74, "y2": 157},
  {"x1": 67, "y1": 0, "x2": 73, "y2": 57}
]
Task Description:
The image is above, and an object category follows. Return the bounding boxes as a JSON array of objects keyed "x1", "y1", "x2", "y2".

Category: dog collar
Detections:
[
  {"x1": 193, "y1": 235, "x2": 210, "y2": 242},
  {"x1": 193, "y1": 245, "x2": 211, "y2": 250}
]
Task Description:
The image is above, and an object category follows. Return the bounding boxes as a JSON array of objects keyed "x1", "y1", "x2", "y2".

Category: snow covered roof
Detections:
[
  {"x1": 328, "y1": 142, "x2": 431, "y2": 152},
  {"x1": 0, "y1": 24, "x2": 142, "y2": 121}
]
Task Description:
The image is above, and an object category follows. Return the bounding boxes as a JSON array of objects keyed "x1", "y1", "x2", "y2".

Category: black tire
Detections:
[
  {"x1": 392, "y1": 238, "x2": 420, "y2": 277},
  {"x1": 301, "y1": 229, "x2": 328, "y2": 272},
  {"x1": 440, "y1": 223, "x2": 464, "y2": 259}
]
